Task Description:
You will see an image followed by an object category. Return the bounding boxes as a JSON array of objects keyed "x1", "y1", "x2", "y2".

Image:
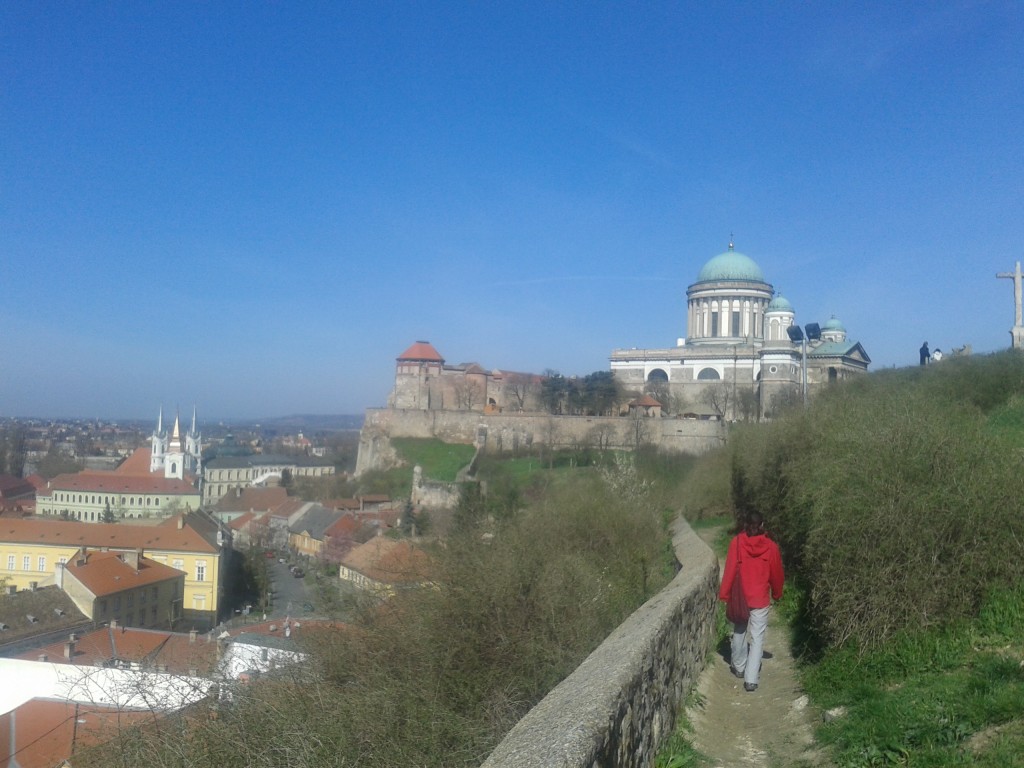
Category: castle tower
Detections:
[{"x1": 390, "y1": 341, "x2": 445, "y2": 409}]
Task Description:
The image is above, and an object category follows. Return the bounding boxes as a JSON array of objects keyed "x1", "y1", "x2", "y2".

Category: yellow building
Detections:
[{"x1": 0, "y1": 512, "x2": 225, "y2": 628}]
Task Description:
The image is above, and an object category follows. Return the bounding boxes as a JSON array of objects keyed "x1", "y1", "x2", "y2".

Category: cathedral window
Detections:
[
  {"x1": 697, "y1": 368, "x2": 721, "y2": 380},
  {"x1": 711, "y1": 312, "x2": 719, "y2": 337},
  {"x1": 732, "y1": 311, "x2": 741, "y2": 336}
]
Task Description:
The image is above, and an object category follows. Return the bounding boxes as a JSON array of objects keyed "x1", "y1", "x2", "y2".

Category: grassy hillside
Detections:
[{"x1": 674, "y1": 351, "x2": 1024, "y2": 765}]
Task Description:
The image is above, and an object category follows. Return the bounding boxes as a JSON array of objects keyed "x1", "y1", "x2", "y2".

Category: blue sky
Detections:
[{"x1": 2, "y1": 2, "x2": 1022, "y2": 419}]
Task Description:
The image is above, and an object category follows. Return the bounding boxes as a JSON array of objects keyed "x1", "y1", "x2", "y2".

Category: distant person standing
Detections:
[
  {"x1": 719, "y1": 511, "x2": 784, "y2": 692},
  {"x1": 932, "y1": 348, "x2": 943, "y2": 362},
  {"x1": 920, "y1": 342, "x2": 930, "y2": 366}
]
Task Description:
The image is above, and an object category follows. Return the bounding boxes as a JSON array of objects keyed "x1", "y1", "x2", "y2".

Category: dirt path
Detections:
[{"x1": 686, "y1": 526, "x2": 829, "y2": 767}]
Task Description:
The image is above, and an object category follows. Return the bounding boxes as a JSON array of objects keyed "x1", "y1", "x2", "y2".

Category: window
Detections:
[
  {"x1": 732, "y1": 311, "x2": 741, "y2": 337},
  {"x1": 172, "y1": 558, "x2": 184, "y2": 572},
  {"x1": 99, "y1": 600, "x2": 107, "y2": 616},
  {"x1": 140, "y1": 589, "x2": 147, "y2": 604},
  {"x1": 196, "y1": 561, "x2": 206, "y2": 582},
  {"x1": 59, "y1": 556, "x2": 67, "y2": 565},
  {"x1": 127, "y1": 592, "x2": 134, "y2": 607},
  {"x1": 37, "y1": 557, "x2": 45, "y2": 572},
  {"x1": 113, "y1": 596, "x2": 121, "y2": 611},
  {"x1": 6, "y1": 555, "x2": 13, "y2": 570},
  {"x1": 155, "y1": 498, "x2": 160, "y2": 506},
  {"x1": 152, "y1": 586, "x2": 158, "y2": 600},
  {"x1": 22, "y1": 556, "x2": 30, "y2": 571}
]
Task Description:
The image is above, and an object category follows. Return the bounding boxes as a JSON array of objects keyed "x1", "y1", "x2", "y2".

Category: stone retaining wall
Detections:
[
  {"x1": 356, "y1": 408, "x2": 727, "y2": 475},
  {"x1": 481, "y1": 516, "x2": 719, "y2": 768}
]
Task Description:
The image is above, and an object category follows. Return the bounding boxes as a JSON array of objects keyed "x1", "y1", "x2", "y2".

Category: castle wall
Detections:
[
  {"x1": 481, "y1": 515, "x2": 718, "y2": 768},
  {"x1": 355, "y1": 408, "x2": 726, "y2": 475}
]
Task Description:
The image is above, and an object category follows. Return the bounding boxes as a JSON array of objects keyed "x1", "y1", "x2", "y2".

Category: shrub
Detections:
[{"x1": 726, "y1": 352, "x2": 1024, "y2": 651}]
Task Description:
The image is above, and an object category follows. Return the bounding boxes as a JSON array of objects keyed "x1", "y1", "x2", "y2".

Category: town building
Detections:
[
  {"x1": 0, "y1": 512, "x2": 226, "y2": 627},
  {"x1": 35, "y1": 409, "x2": 204, "y2": 523},
  {"x1": 201, "y1": 454, "x2": 335, "y2": 506},
  {"x1": 56, "y1": 548, "x2": 186, "y2": 629},
  {"x1": 610, "y1": 243, "x2": 871, "y2": 418},
  {"x1": 337, "y1": 537, "x2": 431, "y2": 595}
]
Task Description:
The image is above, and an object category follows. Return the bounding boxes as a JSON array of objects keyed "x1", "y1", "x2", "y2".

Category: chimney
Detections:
[
  {"x1": 38, "y1": 654, "x2": 48, "y2": 662},
  {"x1": 189, "y1": 629, "x2": 197, "y2": 644},
  {"x1": 110, "y1": 619, "x2": 118, "y2": 629},
  {"x1": 64, "y1": 640, "x2": 76, "y2": 659},
  {"x1": 124, "y1": 549, "x2": 141, "y2": 570},
  {"x1": 177, "y1": 515, "x2": 184, "y2": 530},
  {"x1": 29, "y1": 581, "x2": 38, "y2": 592}
]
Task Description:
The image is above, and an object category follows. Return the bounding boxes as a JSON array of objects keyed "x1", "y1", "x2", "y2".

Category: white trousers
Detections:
[{"x1": 731, "y1": 606, "x2": 769, "y2": 686}]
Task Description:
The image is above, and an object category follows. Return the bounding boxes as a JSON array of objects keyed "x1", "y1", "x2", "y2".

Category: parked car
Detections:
[{"x1": 292, "y1": 568, "x2": 304, "y2": 578}]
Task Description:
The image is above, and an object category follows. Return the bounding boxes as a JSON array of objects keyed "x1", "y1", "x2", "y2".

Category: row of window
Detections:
[
  {"x1": 2, "y1": 553, "x2": 205, "y2": 582},
  {"x1": 51, "y1": 493, "x2": 165, "y2": 507},
  {"x1": 5, "y1": 554, "x2": 64, "y2": 572}
]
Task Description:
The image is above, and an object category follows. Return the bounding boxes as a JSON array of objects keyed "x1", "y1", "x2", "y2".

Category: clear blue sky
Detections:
[{"x1": 3, "y1": 2, "x2": 1022, "y2": 419}]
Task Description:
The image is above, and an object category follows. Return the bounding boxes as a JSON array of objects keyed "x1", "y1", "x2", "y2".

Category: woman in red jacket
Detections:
[{"x1": 719, "y1": 511, "x2": 784, "y2": 692}]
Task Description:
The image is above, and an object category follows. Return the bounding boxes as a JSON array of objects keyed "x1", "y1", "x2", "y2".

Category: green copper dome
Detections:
[
  {"x1": 823, "y1": 316, "x2": 845, "y2": 332},
  {"x1": 696, "y1": 248, "x2": 764, "y2": 282},
  {"x1": 766, "y1": 294, "x2": 793, "y2": 312}
]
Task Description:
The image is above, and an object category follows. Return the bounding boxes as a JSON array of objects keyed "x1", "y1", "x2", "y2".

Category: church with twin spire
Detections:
[{"x1": 149, "y1": 406, "x2": 203, "y2": 479}]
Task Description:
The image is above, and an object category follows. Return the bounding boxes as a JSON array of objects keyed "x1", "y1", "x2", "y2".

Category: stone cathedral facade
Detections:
[{"x1": 610, "y1": 244, "x2": 871, "y2": 418}]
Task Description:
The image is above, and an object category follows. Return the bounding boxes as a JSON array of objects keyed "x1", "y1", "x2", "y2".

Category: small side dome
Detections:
[
  {"x1": 696, "y1": 247, "x2": 765, "y2": 283},
  {"x1": 823, "y1": 316, "x2": 846, "y2": 333},
  {"x1": 766, "y1": 294, "x2": 794, "y2": 313}
]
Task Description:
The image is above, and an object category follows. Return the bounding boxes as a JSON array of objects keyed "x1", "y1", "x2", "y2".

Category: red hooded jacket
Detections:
[{"x1": 718, "y1": 531, "x2": 784, "y2": 609}]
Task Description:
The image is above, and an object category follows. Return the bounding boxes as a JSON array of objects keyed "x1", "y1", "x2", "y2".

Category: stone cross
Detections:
[{"x1": 997, "y1": 261, "x2": 1024, "y2": 348}]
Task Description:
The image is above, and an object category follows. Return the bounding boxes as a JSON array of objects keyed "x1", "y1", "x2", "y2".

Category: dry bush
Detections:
[{"x1": 727, "y1": 354, "x2": 1024, "y2": 651}]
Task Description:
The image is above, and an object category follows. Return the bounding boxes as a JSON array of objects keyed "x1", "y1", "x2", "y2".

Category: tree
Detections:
[
  {"x1": 736, "y1": 387, "x2": 760, "y2": 422},
  {"x1": 701, "y1": 382, "x2": 732, "y2": 420},
  {"x1": 629, "y1": 408, "x2": 651, "y2": 449},
  {"x1": 540, "y1": 371, "x2": 568, "y2": 414},
  {"x1": 504, "y1": 373, "x2": 534, "y2": 412},
  {"x1": 102, "y1": 501, "x2": 116, "y2": 524},
  {"x1": 452, "y1": 378, "x2": 484, "y2": 410},
  {"x1": 582, "y1": 371, "x2": 621, "y2": 416}
]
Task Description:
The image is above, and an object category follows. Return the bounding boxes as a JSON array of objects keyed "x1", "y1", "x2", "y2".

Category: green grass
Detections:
[
  {"x1": 803, "y1": 584, "x2": 1024, "y2": 767},
  {"x1": 390, "y1": 437, "x2": 476, "y2": 481},
  {"x1": 653, "y1": 697, "x2": 710, "y2": 768}
]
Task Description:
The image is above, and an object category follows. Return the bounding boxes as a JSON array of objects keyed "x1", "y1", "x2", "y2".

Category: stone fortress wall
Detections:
[
  {"x1": 482, "y1": 515, "x2": 719, "y2": 768},
  {"x1": 355, "y1": 407, "x2": 726, "y2": 475}
]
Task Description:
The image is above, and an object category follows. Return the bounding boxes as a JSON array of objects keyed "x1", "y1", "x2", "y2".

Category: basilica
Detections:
[{"x1": 609, "y1": 244, "x2": 870, "y2": 418}]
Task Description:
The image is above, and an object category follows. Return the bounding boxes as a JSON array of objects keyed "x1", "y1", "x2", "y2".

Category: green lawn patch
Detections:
[
  {"x1": 390, "y1": 437, "x2": 476, "y2": 482},
  {"x1": 804, "y1": 584, "x2": 1024, "y2": 767}
]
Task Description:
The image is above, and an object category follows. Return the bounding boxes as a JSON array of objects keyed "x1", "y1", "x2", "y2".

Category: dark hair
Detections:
[{"x1": 743, "y1": 511, "x2": 765, "y2": 537}]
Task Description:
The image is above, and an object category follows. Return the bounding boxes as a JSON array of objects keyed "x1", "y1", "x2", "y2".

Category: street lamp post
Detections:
[{"x1": 786, "y1": 323, "x2": 820, "y2": 407}]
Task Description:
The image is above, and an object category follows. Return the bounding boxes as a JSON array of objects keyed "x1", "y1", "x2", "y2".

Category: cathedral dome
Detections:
[
  {"x1": 696, "y1": 248, "x2": 764, "y2": 282},
  {"x1": 823, "y1": 316, "x2": 845, "y2": 333},
  {"x1": 766, "y1": 294, "x2": 793, "y2": 312}
]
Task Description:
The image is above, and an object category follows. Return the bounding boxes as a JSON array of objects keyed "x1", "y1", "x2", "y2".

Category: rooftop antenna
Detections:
[{"x1": 728, "y1": 233, "x2": 734, "y2": 250}]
